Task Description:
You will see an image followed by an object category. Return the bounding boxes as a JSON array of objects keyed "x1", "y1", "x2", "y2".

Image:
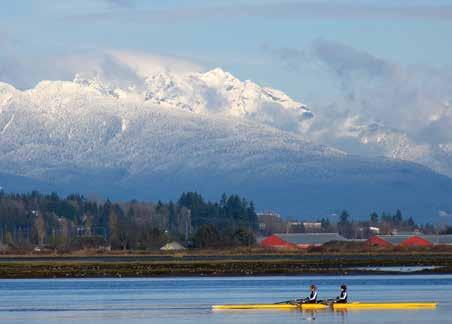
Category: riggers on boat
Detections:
[
  {"x1": 212, "y1": 302, "x2": 437, "y2": 311},
  {"x1": 212, "y1": 303, "x2": 328, "y2": 310},
  {"x1": 332, "y1": 302, "x2": 437, "y2": 310}
]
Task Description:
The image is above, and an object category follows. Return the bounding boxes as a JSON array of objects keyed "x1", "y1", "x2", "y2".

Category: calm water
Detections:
[{"x1": 0, "y1": 275, "x2": 451, "y2": 323}]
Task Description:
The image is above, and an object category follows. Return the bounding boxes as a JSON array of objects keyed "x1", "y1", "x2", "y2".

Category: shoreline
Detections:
[{"x1": 0, "y1": 253, "x2": 451, "y2": 278}]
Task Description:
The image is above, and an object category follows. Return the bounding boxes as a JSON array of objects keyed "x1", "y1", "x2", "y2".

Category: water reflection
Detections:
[{"x1": 0, "y1": 275, "x2": 449, "y2": 323}]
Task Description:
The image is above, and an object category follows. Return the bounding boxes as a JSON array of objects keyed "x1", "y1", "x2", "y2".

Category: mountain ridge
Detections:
[{"x1": 0, "y1": 70, "x2": 451, "y2": 221}]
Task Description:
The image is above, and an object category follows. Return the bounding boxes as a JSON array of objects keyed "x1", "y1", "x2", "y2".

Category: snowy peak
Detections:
[
  {"x1": 0, "y1": 82, "x2": 19, "y2": 109},
  {"x1": 142, "y1": 68, "x2": 313, "y2": 131},
  {"x1": 8, "y1": 67, "x2": 313, "y2": 133},
  {"x1": 199, "y1": 67, "x2": 236, "y2": 86},
  {"x1": 73, "y1": 74, "x2": 120, "y2": 98},
  {"x1": 41, "y1": 67, "x2": 314, "y2": 132}
]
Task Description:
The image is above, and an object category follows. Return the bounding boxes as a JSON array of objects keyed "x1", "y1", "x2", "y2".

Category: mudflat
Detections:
[{"x1": 0, "y1": 252, "x2": 451, "y2": 278}]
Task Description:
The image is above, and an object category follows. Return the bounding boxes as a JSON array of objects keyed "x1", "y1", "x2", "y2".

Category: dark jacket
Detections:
[
  {"x1": 336, "y1": 290, "x2": 347, "y2": 303},
  {"x1": 307, "y1": 289, "x2": 318, "y2": 303}
]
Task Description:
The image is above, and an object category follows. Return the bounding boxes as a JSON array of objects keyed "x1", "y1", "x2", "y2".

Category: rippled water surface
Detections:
[{"x1": 0, "y1": 275, "x2": 451, "y2": 323}]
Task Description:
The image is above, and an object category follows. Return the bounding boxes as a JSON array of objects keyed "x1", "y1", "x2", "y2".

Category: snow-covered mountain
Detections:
[
  {"x1": 72, "y1": 67, "x2": 314, "y2": 132},
  {"x1": 313, "y1": 115, "x2": 452, "y2": 178},
  {"x1": 0, "y1": 70, "x2": 452, "y2": 220}
]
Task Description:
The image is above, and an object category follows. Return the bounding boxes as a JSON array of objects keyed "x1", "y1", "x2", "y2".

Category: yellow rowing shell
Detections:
[
  {"x1": 333, "y1": 302, "x2": 437, "y2": 310},
  {"x1": 212, "y1": 303, "x2": 327, "y2": 310},
  {"x1": 212, "y1": 302, "x2": 437, "y2": 310}
]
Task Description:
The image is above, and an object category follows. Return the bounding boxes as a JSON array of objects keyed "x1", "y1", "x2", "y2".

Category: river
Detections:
[{"x1": 0, "y1": 275, "x2": 450, "y2": 323}]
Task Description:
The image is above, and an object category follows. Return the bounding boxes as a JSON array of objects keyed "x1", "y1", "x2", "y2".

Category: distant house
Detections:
[
  {"x1": 0, "y1": 243, "x2": 9, "y2": 252},
  {"x1": 160, "y1": 241, "x2": 186, "y2": 251},
  {"x1": 303, "y1": 222, "x2": 322, "y2": 233},
  {"x1": 286, "y1": 221, "x2": 304, "y2": 233},
  {"x1": 260, "y1": 233, "x2": 347, "y2": 249},
  {"x1": 257, "y1": 212, "x2": 285, "y2": 234}
]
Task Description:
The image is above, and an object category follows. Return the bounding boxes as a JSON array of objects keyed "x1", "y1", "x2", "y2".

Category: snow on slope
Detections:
[
  {"x1": 144, "y1": 68, "x2": 313, "y2": 125},
  {"x1": 69, "y1": 67, "x2": 314, "y2": 133},
  {"x1": 0, "y1": 75, "x2": 329, "y2": 181},
  {"x1": 314, "y1": 115, "x2": 452, "y2": 178}
]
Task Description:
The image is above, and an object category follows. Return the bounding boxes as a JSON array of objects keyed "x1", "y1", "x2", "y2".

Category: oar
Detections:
[
  {"x1": 274, "y1": 298, "x2": 306, "y2": 305},
  {"x1": 274, "y1": 299, "x2": 296, "y2": 304},
  {"x1": 318, "y1": 298, "x2": 336, "y2": 306}
]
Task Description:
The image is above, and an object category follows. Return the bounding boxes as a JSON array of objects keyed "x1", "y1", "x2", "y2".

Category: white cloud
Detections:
[
  {"x1": 0, "y1": 49, "x2": 204, "y2": 90},
  {"x1": 264, "y1": 39, "x2": 452, "y2": 176},
  {"x1": 267, "y1": 39, "x2": 452, "y2": 144},
  {"x1": 108, "y1": 51, "x2": 203, "y2": 77}
]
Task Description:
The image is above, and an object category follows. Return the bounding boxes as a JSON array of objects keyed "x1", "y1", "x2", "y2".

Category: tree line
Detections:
[
  {"x1": 260, "y1": 209, "x2": 433, "y2": 239},
  {"x1": 318, "y1": 209, "x2": 437, "y2": 238},
  {"x1": 0, "y1": 189, "x2": 446, "y2": 251},
  {"x1": 0, "y1": 191, "x2": 257, "y2": 251}
]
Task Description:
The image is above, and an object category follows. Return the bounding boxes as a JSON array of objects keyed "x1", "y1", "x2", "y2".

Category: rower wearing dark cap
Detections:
[
  {"x1": 335, "y1": 284, "x2": 348, "y2": 303},
  {"x1": 303, "y1": 284, "x2": 318, "y2": 303}
]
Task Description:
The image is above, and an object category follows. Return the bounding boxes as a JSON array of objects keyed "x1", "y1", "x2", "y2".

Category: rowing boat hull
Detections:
[
  {"x1": 333, "y1": 302, "x2": 437, "y2": 310},
  {"x1": 212, "y1": 303, "x2": 327, "y2": 310},
  {"x1": 212, "y1": 302, "x2": 437, "y2": 310}
]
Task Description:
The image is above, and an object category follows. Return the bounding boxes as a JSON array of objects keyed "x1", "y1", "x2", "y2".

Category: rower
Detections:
[
  {"x1": 335, "y1": 284, "x2": 348, "y2": 303},
  {"x1": 303, "y1": 284, "x2": 318, "y2": 303}
]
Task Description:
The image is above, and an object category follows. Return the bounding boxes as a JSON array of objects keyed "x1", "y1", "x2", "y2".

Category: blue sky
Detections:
[{"x1": 1, "y1": 0, "x2": 452, "y2": 104}]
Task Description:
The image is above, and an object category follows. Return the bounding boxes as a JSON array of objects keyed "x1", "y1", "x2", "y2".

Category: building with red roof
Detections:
[
  {"x1": 399, "y1": 235, "x2": 433, "y2": 247},
  {"x1": 260, "y1": 233, "x2": 347, "y2": 249},
  {"x1": 260, "y1": 234, "x2": 298, "y2": 249},
  {"x1": 367, "y1": 235, "x2": 393, "y2": 248},
  {"x1": 366, "y1": 234, "x2": 449, "y2": 248}
]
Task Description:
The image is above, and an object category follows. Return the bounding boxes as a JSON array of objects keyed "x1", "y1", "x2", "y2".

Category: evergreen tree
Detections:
[
  {"x1": 338, "y1": 210, "x2": 353, "y2": 238},
  {"x1": 393, "y1": 209, "x2": 403, "y2": 225},
  {"x1": 339, "y1": 210, "x2": 350, "y2": 225},
  {"x1": 370, "y1": 212, "x2": 379, "y2": 225},
  {"x1": 320, "y1": 217, "x2": 331, "y2": 232},
  {"x1": 192, "y1": 224, "x2": 221, "y2": 248}
]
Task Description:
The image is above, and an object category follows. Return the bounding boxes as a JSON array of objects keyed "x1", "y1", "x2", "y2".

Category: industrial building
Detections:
[
  {"x1": 367, "y1": 234, "x2": 452, "y2": 247},
  {"x1": 260, "y1": 233, "x2": 348, "y2": 249}
]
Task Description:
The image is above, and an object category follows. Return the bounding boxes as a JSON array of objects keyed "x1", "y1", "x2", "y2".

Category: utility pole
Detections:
[
  {"x1": 248, "y1": 214, "x2": 251, "y2": 249},
  {"x1": 185, "y1": 210, "x2": 191, "y2": 244}
]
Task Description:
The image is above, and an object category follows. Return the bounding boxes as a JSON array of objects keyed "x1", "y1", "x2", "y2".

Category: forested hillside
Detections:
[{"x1": 0, "y1": 191, "x2": 257, "y2": 251}]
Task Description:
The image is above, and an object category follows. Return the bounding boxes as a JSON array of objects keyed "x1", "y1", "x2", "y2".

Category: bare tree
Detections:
[{"x1": 35, "y1": 213, "x2": 46, "y2": 246}]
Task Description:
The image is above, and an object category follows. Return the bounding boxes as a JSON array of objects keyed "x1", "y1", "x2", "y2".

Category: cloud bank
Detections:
[
  {"x1": 0, "y1": 48, "x2": 204, "y2": 90},
  {"x1": 265, "y1": 39, "x2": 452, "y2": 176},
  {"x1": 72, "y1": 2, "x2": 452, "y2": 24},
  {"x1": 267, "y1": 39, "x2": 452, "y2": 142}
]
